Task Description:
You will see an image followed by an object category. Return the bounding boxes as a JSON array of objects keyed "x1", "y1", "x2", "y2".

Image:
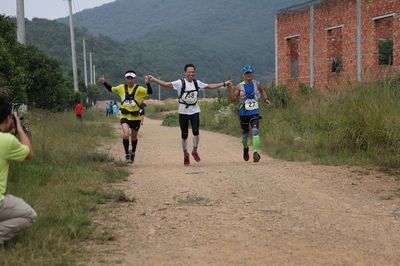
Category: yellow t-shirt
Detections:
[
  {"x1": 112, "y1": 84, "x2": 149, "y2": 121},
  {"x1": 0, "y1": 132, "x2": 30, "y2": 201}
]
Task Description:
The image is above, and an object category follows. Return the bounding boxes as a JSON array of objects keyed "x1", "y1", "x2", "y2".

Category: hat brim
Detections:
[{"x1": 125, "y1": 73, "x2": 136, "y2": 78}]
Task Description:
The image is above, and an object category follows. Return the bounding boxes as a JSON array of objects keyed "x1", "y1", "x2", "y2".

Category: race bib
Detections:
[
  {"x1": 123, "y1": 99, "x2": 136, "y2": 107},
  {"x1": 244, "y1": 99, "x2": 259, "y2": 110},
  {"x1": 182, "y1": 91, "x2": 198, "y2": 104}
]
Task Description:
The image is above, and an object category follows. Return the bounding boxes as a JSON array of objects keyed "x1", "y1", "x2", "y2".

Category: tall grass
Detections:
[
  {"x1": 0, "y1": 109, "x2": 129, "y2": 265},
  {"x1": 196, "y1": 76, "x2": 400, "y2": 170}
]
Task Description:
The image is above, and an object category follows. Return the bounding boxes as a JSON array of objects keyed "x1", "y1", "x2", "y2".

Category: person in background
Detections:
[
  {"x1": 112, "y1": 101, "x2": 119, "y2": 117},
  {"x1": 75, "y1": 101, "x2": 83, "y2": 121},
  {"x1": 105, "y1": 102, "x2": 111, "y2": 117}
]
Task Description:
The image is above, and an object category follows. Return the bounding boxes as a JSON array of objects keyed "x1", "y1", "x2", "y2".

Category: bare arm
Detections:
[
  {"x1": 147, "y1": 75, "x2": 173, "y2": 88},
  {"x1": 257, "y1": 81, "x2": 272, "y2": 105},
  {"x1": 205, "y1": 80, "x2": 232, "y2": 90},
  {"x1": 14, "y1": 112, "x2": 32, "y2": 159},
  {"x1": 227, "y1": 83, "x2": 241, "y2": 102},
  {"x1": 98, "y1": 76, "x2": 112, "y2": 92}
]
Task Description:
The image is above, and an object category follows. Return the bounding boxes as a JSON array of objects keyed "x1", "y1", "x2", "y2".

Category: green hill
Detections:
[{"x1": 56, "y1": 0, "x2": 305, "y2": 81}]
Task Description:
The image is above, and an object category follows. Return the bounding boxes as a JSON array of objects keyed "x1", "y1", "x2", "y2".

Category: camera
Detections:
[{"x1": 12, "y1": 113, "x2": 32, "y2": 140}]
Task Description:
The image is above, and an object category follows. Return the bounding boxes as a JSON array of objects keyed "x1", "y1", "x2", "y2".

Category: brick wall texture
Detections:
[{"x1": 277, "y1": 0, "x2": 400, "y2": 89}]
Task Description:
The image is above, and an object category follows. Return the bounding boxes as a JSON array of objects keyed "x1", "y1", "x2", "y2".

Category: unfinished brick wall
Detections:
[
  {"x1": 277, "y1": 0, "x2": 400, "y2": 89},
  {"x1": 362, "y1": 0, "x2": 400, "y2": 79},
  {"x1": 277, "y1": 8, "x2": 310, "y2": 90}
]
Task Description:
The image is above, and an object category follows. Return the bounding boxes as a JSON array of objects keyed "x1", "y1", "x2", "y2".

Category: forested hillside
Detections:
[
  {"x1": 25, "y1": 0, "x2": 306, "y2": 100},
  {"x1": 56, "y1": 0, "x2": 305, "y2": 81}
]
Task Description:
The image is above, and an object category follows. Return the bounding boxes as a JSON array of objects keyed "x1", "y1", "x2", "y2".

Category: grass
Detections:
[
  {"x1": 146, "y1": 99, "x2": 178, "y2": 120},
  {"x1": 0, "y1": 108, "x2": 129, "y2": 265},
  {"x1": 188, "y1": 75, "x2": 400, "y2": 171}
]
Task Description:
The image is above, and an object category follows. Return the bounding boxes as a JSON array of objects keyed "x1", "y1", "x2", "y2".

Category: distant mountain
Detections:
[{"x1": 57, "y1": 0, "x2": 305, "y2": 81}]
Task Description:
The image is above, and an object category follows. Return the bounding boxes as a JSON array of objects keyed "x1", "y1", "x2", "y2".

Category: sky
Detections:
[{"x1": 0, "y1": 0, "x2": 115, "y2": 20}]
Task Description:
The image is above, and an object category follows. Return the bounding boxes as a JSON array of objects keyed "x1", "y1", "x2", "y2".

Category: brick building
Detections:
[{"x1": 275, "y1": 0, "x2": 400, "y2": 89}]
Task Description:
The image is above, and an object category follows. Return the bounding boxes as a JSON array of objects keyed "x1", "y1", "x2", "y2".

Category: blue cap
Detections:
[{"x1": 242, "y1": 65, "x2": 254, "y2": 74}]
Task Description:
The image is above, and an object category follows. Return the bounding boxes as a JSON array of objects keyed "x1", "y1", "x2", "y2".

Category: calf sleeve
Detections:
[{"x1": 123, "y1": 138, "x2": 129, "y2": 155}]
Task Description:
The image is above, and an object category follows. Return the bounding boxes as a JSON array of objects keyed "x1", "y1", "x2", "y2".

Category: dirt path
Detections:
[{"x1": 87, "y1": 118, "x2": 400, "y2": 266}]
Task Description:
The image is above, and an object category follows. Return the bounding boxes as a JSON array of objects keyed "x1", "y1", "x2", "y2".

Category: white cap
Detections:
[{"x1": 125, "y1": 72, "x2": 136, "y2": 78}]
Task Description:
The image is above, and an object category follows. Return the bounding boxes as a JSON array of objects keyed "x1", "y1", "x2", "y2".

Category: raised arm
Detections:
[
  {"x1": 144, "y1": 76, "x2": 153, "y2": 95},
  {"x1": 147, "y1": 75, "x2": 173, "y2": 88},
  {"x1": 14, "y1": 112, "x2": 32, "y2": 159},
  {"x1": 227, "y1": 83, "x2": 241, "y2": 102},
  {"x1": 98, "y1": 76, "x2": 112, "y2": 92},
  {"x1": 205, "y1": 80, "x2": 232, "y2": 90}
]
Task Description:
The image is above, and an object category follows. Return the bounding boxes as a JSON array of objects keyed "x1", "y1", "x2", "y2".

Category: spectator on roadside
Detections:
[
  {"x1": 75, "y1": 101, "x2": 83, "y2": 121},
  {"x1": 105, "y1": 102, "x2": 111, "y2": 117},
  {"x1": 112, "y1": 101, "x2": 119, "y2": 117}
]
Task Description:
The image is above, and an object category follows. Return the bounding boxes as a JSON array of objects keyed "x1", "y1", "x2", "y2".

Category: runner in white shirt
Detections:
[{"x1": 147, "y1": 64, "x2": 232, "y2": 165}]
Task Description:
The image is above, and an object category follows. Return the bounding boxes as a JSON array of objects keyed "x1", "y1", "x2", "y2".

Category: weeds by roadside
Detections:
[{"x1": 160, "y1": 76, "x2": 400, "y2": 172}]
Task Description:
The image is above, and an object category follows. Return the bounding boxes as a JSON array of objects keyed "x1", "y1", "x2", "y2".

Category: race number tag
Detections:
[
  {"x1": 182, "y1": 91, "x2": 198, "y2": 104},
  {"x1": 244, "y1": 99, "x2": 259, "y2": 110},
  {"x1": 123, "y1": 99, "x2": 136, "y2": 107}
]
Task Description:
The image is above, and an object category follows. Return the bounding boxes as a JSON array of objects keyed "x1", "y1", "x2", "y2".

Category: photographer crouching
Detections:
[{"x1": 0, "y1": 97, "x2": 36, "y2": 245}]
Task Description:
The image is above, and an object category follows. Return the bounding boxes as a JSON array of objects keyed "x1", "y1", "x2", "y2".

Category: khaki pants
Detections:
[{"x1": 0, "y1": 194, "x2": 37, "y2": 243}]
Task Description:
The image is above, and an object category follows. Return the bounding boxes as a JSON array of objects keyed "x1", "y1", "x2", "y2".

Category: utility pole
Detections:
[
  {"x1": 89, "y1": 51, "x2": 93, "y2": 84},
  {"x1": 93, "y1": 64, "x2": 96, "y2": 83},
  {"x1": 83, "y1": 39, "x2": 88, "y2": 86},
  {"x1": 16, "y1": 0, "x2": 26, "y2": 44},
  {"x1": 67, "y1": 0, "x2": 79, "y2": 92}
]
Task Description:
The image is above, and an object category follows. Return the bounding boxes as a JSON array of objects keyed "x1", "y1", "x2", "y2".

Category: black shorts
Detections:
[
  {"x1": 120, "y1": 118, "x2": 141, "y2": 131},
  {"x1": 240, "y1": 115, "x2": 261, "y2": 133}
]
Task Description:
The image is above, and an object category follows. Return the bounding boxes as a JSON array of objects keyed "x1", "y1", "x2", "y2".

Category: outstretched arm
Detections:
[
  {"x1": 227, "y1": 83, "x2": 240, "y2": 102},
  {"x1": 205, "y1": 80, "x2": 232, "y2": 90},
  {"x1": 146, "y1": 75, "x2": 173, "y2": 88},
  {"x1": 144, "y1": 76, "x2": 153, "y2": 95},
  {"x1": 98, "y1": 76, "x2": 112, "y2": 92},
  {"x1": 257, "y1": 81, "x2": 271, "y2": 105}
]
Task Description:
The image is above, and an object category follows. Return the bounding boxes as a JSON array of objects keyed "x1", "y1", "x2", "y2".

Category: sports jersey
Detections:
[
  {"x1": 111, "y1": 84, "x2": 149, "y2": 121},
  {"x1": 171, "y1": 79, "x2": 208, "y2": 115}
]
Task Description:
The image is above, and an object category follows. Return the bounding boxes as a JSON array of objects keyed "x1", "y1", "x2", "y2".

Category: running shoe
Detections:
[
  {"x1": 130, "y1": 151, "x2": 135, "y2": 163},
  {"x1": 191, "y1": 151, "x2": 201, "y2": 162},
  {"x1": 125, "y1": 154, "x2": 133, "y2": 164},
  {"x1": 253, "y1": 151, "x2": 261, "y2": 162},
  {"x1": 243, "y1": 147, "x2": 249, "y2": 161},
  {"x1": 184, "y1": 153, "x2": 190, "y2": 166}
]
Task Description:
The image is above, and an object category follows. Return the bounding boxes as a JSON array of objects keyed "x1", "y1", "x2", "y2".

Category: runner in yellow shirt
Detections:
[{"x1": 99, "y1": 70, "x2": 153, "y2": 163}]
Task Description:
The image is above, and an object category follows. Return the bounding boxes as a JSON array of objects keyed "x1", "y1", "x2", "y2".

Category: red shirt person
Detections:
[{"x1": 75, "y1": 103, "x2": 83, "y2": 120}]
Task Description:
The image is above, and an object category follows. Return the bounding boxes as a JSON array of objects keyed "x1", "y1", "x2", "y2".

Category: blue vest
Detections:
[{"x1": 239, "y1": 81, "x2": 260, "y2": 117}]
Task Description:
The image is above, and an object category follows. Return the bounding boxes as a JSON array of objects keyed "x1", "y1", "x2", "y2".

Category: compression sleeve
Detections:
[
  {"x1": 103, "y1": 82, "x2": 112, "y2": 92},
  {"x1": 146, "y1": 83, "x2": 153, "y2": 95}
]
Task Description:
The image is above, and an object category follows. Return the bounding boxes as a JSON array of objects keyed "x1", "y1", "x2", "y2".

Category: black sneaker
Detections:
[
  {"x1": 130, "y1": 151, "x2": 135, "y2": 163},
  {"x1": 243, "y1": 147, "x2": 249, "y2": 161},
  {"x1": 125, "y1": 154, "x2": 133, "y2": 164}
]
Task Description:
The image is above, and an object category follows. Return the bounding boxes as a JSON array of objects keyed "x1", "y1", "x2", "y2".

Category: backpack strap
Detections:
[
  {"x1": 179, "y1": 78, "x2": 186, "y2": 99},
  {"x1": 121, "y1": 84, "x2": 141, "y2": 108},
  {"x1": 179, "y1": 79, "x2": 199, "y2": 108}
]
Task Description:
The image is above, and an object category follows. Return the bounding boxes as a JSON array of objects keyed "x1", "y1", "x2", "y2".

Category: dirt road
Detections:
[{"x1": 87, "y1": 118, "x2": 400, "y2": 265}]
